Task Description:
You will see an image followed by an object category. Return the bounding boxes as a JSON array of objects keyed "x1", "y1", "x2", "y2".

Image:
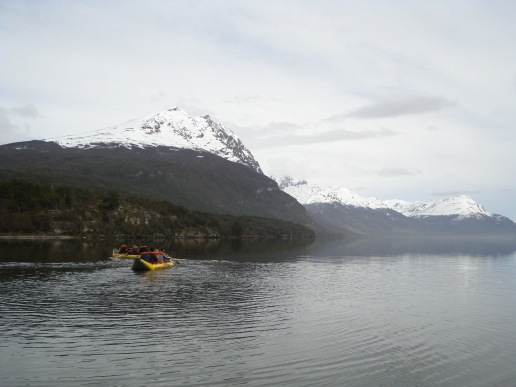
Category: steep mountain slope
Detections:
[
  {"x1": 0, "y1": 143, "x2": 314, "y2": 226},
  {"x1": 0, "y1": 110, "x2": 314, "y2": 227},
  {"x1": 47, "y1": 107, "x2": 262, "y2": 173},
  {"x1": 272, "y1": 175, "x2": 516, "y2": 236}
]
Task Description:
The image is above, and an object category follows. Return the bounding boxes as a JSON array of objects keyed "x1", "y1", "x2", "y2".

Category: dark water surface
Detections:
[{"x1": 1, "y1": 237, "x2": 516, "y2": 386}]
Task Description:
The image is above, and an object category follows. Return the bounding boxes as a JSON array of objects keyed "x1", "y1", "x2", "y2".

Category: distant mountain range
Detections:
[
  {"x1": 271, "y1": 175, "x2": 516, "y2": 236},
  {"x1": 1, "y1": 107, "x2": 514, "y2": 237}
]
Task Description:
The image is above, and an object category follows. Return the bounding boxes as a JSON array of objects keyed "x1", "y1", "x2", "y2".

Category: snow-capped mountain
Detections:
[
  {"x1": 46, "y1": 107, "x2": 262, "y2": 173},
  {"x1": 274, "y1": 176, "x2": 386, "y2": 209},
  {"x1": 271, "y1": 175, "x2": 493, "y2": 218},
  {"x1": 271, "y1": 175, "x2": 516, "y2": 236},
  {"x1": 383, "y1": 196, "x2": 492, "y2": 219},
  {"x1": 271, "y1": 175, "x2": 388, "y2": 208}
]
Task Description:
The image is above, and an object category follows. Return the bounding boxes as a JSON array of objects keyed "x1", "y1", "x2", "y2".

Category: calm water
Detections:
[{"x1": 1, "y1": 237, "x2": 516, "y2": 387}]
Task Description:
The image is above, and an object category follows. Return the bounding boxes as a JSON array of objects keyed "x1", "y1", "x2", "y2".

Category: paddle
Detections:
[
  {"x1": 163, "y1": 253, "x2": 180, "y2": 265},
  {"x1": 113, "y1": 247, "x2": 133, "y2": 258}
]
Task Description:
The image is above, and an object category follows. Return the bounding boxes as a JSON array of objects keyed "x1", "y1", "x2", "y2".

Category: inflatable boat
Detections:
[
  {"x1": 131, "y1": 257, "x2": 175, "y2": 271},
  {"x1": 112, "y1": 248, "x2": 140, "y2": 259}
]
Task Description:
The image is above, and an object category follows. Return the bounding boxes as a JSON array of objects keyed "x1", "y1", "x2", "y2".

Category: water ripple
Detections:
[{"x1": 1, "y1": 249, "x2": 516, "y2": 386}]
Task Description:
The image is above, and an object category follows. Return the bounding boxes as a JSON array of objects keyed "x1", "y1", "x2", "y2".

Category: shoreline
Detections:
[
  {"x1": 0, "y1": 234, "x2": 314, "y2": 240},
  {"x1": 0, "y1": 235, "x2": 77, "y2": 240}
]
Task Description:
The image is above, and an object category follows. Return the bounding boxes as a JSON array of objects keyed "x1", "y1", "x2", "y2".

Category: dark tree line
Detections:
[{"x1": 0, "y1": 180, "x2": 314, "y2": 238}]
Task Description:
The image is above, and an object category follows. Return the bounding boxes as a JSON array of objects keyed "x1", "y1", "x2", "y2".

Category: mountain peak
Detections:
[
  {"x1": 45, "y1": 108, "x2": 262, "y2": 173},
  {"x1": 275, "y1": 175, "x2": 494, "y2": 218},
  {"x1": 386, "y1": 195, "x2": 492, "y2": 218},
  {"x1": 270, "y1": 175, "x2": 307, "y2": 189}
]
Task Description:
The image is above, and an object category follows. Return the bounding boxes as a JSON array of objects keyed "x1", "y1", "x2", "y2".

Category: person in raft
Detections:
[
  {"x1": 139, "y1": 246, "x2": 150, "y2": 262},
  {"x1": 158, "y1": 249, "x2": 172, "y2": 262},
  {"x1": 119, "y1": 244, "x2": 127, "y2": 254},
  {"x1": 124, "y1": 245, "x2": 137, "y2": 254},
  {"x1": 153, "y1": 248, "x2": 167, "y2": 262},
  {"x1": 140, "y1": 246, "x2": 159, "y2": 264},
  {"x1": 149, "y1": 247, "x2": 161, "y2": 263}
]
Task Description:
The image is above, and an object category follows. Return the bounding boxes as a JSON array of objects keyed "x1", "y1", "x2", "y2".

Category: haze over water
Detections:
[{"x1": 1, "y1": 237, "x2": 516, "y2": 386}]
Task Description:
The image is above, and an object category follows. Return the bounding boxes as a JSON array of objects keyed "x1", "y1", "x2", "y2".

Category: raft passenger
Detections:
[
  {"x1": 130, "y1": 245, "x2": 139, "y2": 254},
  {"x1": 139, "y1": 246, "x2": 151, "y2": 262},
  {"x1": 154, "y1": 248, "x2": 164, "y2": 262}
]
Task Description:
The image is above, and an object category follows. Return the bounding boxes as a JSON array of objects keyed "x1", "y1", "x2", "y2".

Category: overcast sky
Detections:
[{"x1": 1, "y1": 1, "x2": 515, "y2": 218}]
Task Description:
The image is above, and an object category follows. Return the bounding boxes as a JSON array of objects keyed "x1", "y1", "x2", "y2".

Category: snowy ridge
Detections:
[
  {"x1": 270, "y1": 175, "x2": 387, "y2": 209},
  {"x1": 46, "y1": 107, "x2": 262, "y2": 173},
  {"x1": 383, "y1": 196, "x2": 492, "y2": 219},
  {"x1": 272, "y1": 175, "x2": 495, "y2": 219}
]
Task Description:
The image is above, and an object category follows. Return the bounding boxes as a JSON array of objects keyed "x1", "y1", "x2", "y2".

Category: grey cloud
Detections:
[
  {"x1": 250, "y1": 127, "x2": 397, "y2": 148},
  {"x1": 0, "y1": 107, "x2": 31, "y2": 145},
  {"x1": 339, "y1": 96, "x2": 456, "y2": 120},
  {"x1": 430, "y1": 190, "x2": 481, "y2": 196},
  {"x1": 0, "y1": 108, "x2": 18, "y2": 130},
  {"x1": 10, "y1": 104, "x2": 40, "y2": 118},
  {"x1": 276, "y1": 57, "x2": 303, "y2": 68},
  {"x1": 149, "y1": 91, "x2": 167, "y2": 101},
  {"x1": 354, "y1": 186, "x2": 368, "y2": 191},
  {"x1": 499, "y1": 188, "x2": 513, "y2": 193},
  {"x1": 373, "y1": 168, "x2": 415, "y2": 177},
  {"x1": 264, "y1": 121, "x2": 304, "y2": 132}
]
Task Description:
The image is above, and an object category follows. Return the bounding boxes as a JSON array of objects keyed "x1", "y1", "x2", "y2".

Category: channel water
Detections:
[{"x1": 1, "y1": 237, "x2": 516, "y2": 386}]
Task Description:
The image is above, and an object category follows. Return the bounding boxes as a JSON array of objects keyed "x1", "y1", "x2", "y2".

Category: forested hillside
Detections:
[
  {"x1": 0, "y1": 180, "x2": 315, "y2": 239},
  {"x1": 0, "y1": 142, "x2": 314, "y2": 227}
]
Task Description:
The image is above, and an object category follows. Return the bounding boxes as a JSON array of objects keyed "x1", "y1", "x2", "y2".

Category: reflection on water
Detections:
[
  {"x1": 2, "y1": 235, "x2": 515, "y2": 263},
  {"x1": 307, "y1": 236, "x2": 516, "y2": 258},
  {"x1": 1, "y1": 236, "x2": 516, "y2": 386},
  {"x1": 0, "y1": 237, "x2": 319, "y2": 263}
]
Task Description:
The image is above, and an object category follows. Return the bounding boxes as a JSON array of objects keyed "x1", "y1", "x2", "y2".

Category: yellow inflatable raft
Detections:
[
  {"x1": 112, "y1": 249, "x2": 140, "y2": 259},
  {"x1": 131, "y1": 258, "x2": 174, "y2": 271}
]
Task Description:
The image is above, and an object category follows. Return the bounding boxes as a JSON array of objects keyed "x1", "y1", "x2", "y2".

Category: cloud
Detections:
[
  {"x1": 429, "y1": 190, "x2": 481, "y2": 196},
  {"x1": 0, "y1": 107, "x2": 31, "y2": 145},
  {"x1": 149, "y1": 91, "x2": 167, "y2": 101},
  {"x1": 0, "y1": 108, "x2": 18, "y2": 131},
  {"x1": 276, "y1": 57, "x2": 303, "y2": 68},
  {"x1": 9, "y1": 104, "x2": 41, "y2": 118},
  {"x1": 337, "y1": 95, "x2": 457, "y2": 120},
  {"x1": 223, "y1": 95, "x2": 283, "y2": 107},
  {"x1": 372, "y1": 168, "x2": 415, "y2": 177},
  {"x1": 499, "y1": 188, "x2": 513, "y2": 193},
  {"x1": 249, "y1": 127, "x2": 397, "y2": 148}
]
